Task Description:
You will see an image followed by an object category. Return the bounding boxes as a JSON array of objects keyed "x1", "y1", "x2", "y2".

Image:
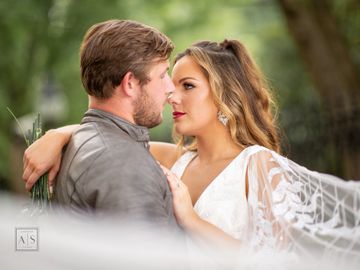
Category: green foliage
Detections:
[
  {"x1": 7, "y1": 108, "x2": 52, "y2": 208},
  {"x1": 27, "y1": 113, "x2": 52, "y2": 208},
  {"x1": 1, "y1": 0, "x2": 358, "y2": 191}
]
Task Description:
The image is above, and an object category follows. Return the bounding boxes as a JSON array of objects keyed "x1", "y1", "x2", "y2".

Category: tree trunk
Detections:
[{"x1": 277, "y1": 0, "x2": 360, "y2": 179}]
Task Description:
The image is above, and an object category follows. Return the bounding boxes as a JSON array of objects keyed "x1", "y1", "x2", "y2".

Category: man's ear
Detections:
[{"x1": 120, "y1": 71, "x2": 140, "y2": 97}]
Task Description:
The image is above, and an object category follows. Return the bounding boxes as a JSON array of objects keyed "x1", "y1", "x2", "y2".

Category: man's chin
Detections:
[
  {"x1": 135, "y1": 114, "x2": 163, "y2": 128},
  {"x1": 146, "y1": 116, "x2": 163, "y2": 129}
]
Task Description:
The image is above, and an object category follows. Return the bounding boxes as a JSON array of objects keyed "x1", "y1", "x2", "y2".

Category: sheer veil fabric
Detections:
[{"x1": 171, "y1": 145, "x2": 360, "y2": 263}]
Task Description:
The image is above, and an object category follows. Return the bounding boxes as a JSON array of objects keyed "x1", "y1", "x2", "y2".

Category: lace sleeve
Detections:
[{"x1": 246, "y1": 147, "x2": 360, "y2": 261}]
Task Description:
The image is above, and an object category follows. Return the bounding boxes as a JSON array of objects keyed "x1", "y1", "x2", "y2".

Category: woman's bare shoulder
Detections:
[{"x1": 149, "y1": 142, "x2": 184, "y2": 169}]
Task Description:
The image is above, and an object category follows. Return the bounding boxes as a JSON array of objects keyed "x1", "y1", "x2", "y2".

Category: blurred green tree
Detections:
[
  {"x1": 278, "y1": 0, "x2": 360, "y2": 178},
  {"x1": 1, "y1": 0, "x2": 358, "y2": 193}
]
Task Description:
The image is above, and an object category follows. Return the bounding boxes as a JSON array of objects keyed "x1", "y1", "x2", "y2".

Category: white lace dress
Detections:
[{"x1": 171, "y1": 145, "x2": 360, "y2": 262}]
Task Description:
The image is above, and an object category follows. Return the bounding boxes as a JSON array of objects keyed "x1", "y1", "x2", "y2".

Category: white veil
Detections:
[{"x1": 245, "y1": 146, "x2": 360, "y2": 263}]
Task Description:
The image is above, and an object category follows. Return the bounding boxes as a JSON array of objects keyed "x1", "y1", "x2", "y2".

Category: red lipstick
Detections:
[{"x1": 172, "y1": 111, "x2": 186, "y2": 119}]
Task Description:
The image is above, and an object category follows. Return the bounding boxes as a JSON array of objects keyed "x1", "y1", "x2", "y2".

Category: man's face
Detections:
[{"x1": 133, "y1": 60, "x2": 174, "y2": 128}]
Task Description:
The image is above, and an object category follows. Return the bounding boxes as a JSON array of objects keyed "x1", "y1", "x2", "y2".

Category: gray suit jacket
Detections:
[{"x1": 55, "y1": 109, "x2": 177, "y2": 228}]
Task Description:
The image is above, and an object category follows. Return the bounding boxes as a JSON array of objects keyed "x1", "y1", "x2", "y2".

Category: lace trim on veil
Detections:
[{"x1": 246, "y1": 146, "x2": 360, "y2": 261}]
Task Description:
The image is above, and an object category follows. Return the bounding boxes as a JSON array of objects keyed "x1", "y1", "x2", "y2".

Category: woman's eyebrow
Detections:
[{"x1": 179, "y1": 77, "x2": 198, "y2": 83}]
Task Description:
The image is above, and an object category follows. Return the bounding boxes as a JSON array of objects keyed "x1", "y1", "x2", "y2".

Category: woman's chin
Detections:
[{"x1": 174, "y1": 125, "x2": 193, "y2": 137}]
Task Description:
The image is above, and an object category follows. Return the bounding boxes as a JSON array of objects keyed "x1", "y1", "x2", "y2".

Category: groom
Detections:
[{"x1": 53, "y1": 20, "x2": 177, "y2": 228}]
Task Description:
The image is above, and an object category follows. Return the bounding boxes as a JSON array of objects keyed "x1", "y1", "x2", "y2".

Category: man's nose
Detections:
[
  {"x1": 165, "y1": 76, "x2": 175, "y2": 94},
  {"x1": 167, "y1": 88, "x2": 180, "y2": 105},
  {"x1": 167, "y1": 91, "x2": 174, "y2": 103}
]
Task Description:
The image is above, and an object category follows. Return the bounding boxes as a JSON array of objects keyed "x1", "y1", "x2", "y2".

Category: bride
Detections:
[{"x1": 23, "y1": 39, "x2": 360, "y2": 261}]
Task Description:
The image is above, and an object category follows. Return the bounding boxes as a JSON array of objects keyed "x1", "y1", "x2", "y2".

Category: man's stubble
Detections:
[{"x1": 133, "y1": 86, "x2": 164, "y2": 128}]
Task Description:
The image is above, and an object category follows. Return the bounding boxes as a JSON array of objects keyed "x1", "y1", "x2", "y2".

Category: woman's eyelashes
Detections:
[{"x1": 183, "y1": 82, "x2": 195, "y2": 90}]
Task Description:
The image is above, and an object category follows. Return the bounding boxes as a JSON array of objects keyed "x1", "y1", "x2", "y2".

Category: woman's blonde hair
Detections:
[{"x1": 173, "y1": 40, "x2": 280, "y2": 153}]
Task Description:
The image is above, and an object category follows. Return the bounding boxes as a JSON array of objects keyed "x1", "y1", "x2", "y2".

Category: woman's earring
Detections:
[{"x1": 217, "y1": 111, "x2": 228, "y2": 126}]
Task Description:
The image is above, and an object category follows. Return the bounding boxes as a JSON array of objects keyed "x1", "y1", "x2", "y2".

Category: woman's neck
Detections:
[{"x1": 194, "y1": 125, "x2": 243, "y2": 164}]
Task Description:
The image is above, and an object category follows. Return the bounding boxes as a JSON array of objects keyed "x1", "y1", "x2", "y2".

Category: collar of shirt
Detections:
[{"x1": 81, "y1": 109, "x2": 150, "y2": 144}]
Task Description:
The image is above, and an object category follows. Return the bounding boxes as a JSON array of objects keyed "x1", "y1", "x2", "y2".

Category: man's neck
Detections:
[{"x1": 88, "y1": 96, "x2": 135, "y2": 124}]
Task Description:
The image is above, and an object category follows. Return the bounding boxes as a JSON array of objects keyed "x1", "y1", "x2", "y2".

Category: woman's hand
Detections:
[
  {"x1": 23, "y1": 125, "x2": 78, "y2": 191},
  {"x1": 160, "y1": 165, "x2": 200, "y2": 229},
  {"x1": 160, "y1": 164, "x2": 240, "y2": 248}
]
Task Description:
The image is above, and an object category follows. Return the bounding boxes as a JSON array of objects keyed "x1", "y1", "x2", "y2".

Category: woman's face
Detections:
[{"x1": 169, "y1": 55, "x2": 218, "y2": 136}]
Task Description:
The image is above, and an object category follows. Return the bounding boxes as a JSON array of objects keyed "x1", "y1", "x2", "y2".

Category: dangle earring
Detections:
[{"x1": 217, "y1": 111, "x2": 228, "y2": 126}]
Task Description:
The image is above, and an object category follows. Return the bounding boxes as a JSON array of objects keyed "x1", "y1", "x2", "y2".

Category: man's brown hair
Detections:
[{"x1": 80, "y1": 19, "x2": 174, "y2": 99}]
